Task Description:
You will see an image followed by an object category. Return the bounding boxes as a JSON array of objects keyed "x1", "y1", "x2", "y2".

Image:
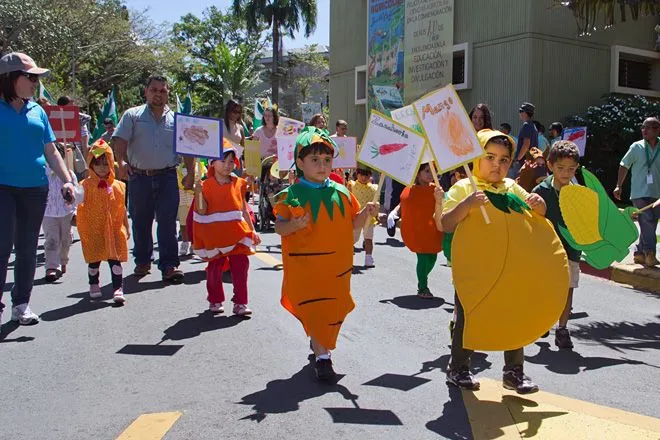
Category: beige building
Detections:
[{"x1": 329, "y1": 0, "x2": 659, "y2": 139}]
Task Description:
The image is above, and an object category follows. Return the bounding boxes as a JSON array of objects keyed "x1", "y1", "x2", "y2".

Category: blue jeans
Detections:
[
  {"x1": 128, "y1": 170, "x2": 180, "y2": 272},
  {"x1": 0, "y1": 185, "x2": 48, "y2": 312},
  {"x1": 507, "y1": 161, "x2": 522, "y2": 179},
  {"x1": 632, "y1": 197, "x2": 660, "y2": 254}
]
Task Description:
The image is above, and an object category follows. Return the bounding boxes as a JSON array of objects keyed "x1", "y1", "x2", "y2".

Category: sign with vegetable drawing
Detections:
[
  {"x1": 331, "y1": 137, "x2": 358, "y2": 169},
  {"x1": 390, "y1": 104, "x2": 435, "y2": 164},
  {"x1": 276, "y1": 135, "x2": 297, "y2": 172},
  {"x1": 412, "y1": 84, "x2": 484, "y2": 172},
  {"x1": 276, "y1": 117, "x2": 305, "y2": 138},
  {"x1": 357, "y1": 111, "x2": 427, "y2": 186},
  {"x1": 174, "y1": 113, "x2": 223, "y2": 159}
]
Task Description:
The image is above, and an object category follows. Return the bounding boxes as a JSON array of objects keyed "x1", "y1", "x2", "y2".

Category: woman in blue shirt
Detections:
[{"x1": 0, "y1": 52, "x2": 75, "y2": 325}]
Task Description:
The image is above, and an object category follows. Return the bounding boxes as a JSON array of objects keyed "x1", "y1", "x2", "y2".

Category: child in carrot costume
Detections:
[
  {"x1": 193, "y1": 142, "x2": 261, "y2": 316},
  {"x1": 77, "y1": 139, "x2": 129, "y2": 303},
  {"x1": 388, "y1": 163, "x2": 445, "y2": 298},
  {"x1": 274, "y1": 127, "x2": 379, "y2": 383}
]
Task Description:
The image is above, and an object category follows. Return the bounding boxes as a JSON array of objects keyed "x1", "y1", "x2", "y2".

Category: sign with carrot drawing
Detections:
[
  {"x1": 357, "y1": 111, "x2": 427, "y2": 186},
  {"x1": 390, "y1": 105, "x2": 435, "y2": 164},
  {"x1": 331, "y1": 136, "x2": 358, "y2": 169},
  {"x1": 412, "y1": 84, "x2": 484, "y2": 172}
]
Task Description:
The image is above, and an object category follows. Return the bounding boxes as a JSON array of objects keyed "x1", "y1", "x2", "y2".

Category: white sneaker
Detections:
[
  {"x1": 89, "y1": 284, "x2": 102, "y2": 299},
  {"x1": 179, "y1": 241, "x2": 191, "y2": 256},
  {"x1": 209, "y1": 303, "x2": 224, "y2": 314},
  {"x1": 11, "y1": 304, "x2": 39, "y2": 325},
  {"x1": 113, "y1": 288, "x2": 125, "y2": 304},
  {"x1": 233, "y1": 303, "x2": 252, "y2": 316},
  {"x1": 365, "y1": 255, "x2": 375, "y2": 267}
]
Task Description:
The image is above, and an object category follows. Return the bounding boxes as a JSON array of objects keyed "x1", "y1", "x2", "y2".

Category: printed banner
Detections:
[
  {"x1": 357, "y1": 111, "x2": 427, "y2": 186},
  {"x1": 562, "y1": 126, "x2": 588, "y2": 157},
  {"x1": 368, "y1": 0, "x2": 454, "y2": 112},
  {"x1": 404, "y1": 0, "x2": 454, "y2": 103},
  {"x1": 413, "y1": 85, "x2": 484, "y2": 172},
  {"x1": 367, "y1": 0, "x2": 405, "y2": 113},
  {"x1": 43, "y1": 105, "x2": 81, "y2": 143},
  {"x1": 332, "y1": 137, "x2": 358, "y2": 169},
  {"x1": 174, "y1": 114, "x2": 223, "y2": 159},
  {"x1": 244, "y1": 140, "x2": 261, "y2": 176}
]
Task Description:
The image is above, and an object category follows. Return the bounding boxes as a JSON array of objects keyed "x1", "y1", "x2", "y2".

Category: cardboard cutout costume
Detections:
[
  {"x1": 274, "y1": 127, "x2": 360, "y2": 350},
  {"x1": 77, "y1": 140, "x2": 128, "y2": 264},
  {"x1": 559, "y1": 167, "x2": 639, "y2": 270},
  {"x1": 450, "y1": 130, "x2": 569, "y2": 351}
]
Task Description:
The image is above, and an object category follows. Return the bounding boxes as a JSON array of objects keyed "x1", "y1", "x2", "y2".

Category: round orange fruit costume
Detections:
[
  {"x1": 273, "y1": 128, "x2": 360, "y2": 350},
  {"x1": 77, "y1": 140, "x2": 128, "y2": 264}
]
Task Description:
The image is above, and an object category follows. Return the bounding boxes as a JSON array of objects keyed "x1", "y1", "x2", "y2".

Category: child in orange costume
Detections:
[
  {"x1": 77, "y1": 140, "x2": 129, "y2": 303},
  {"x1": 388, "y1": 162, "x2": 444, "y2": 298},
  {"x1": 274, "y1": 127, "x2": 379, "y2": 383},
  {"x1": 193, "y1": 143, "x2": 261, "y2": 316}
]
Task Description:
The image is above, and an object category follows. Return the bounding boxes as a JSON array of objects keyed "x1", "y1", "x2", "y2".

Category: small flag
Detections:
[
  {"x1": 253, "y1": 98, "x2": 265, "y2": 130},
  {"x1": 37, "y1": 81, "x2": 55, "y2": 104},
  {"x1": 91, "y1": 86, "x2": 118, "y2": 142}
]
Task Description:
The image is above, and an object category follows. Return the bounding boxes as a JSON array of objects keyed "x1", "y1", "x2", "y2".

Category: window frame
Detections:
[
  {"x1": 355, "y1": 65, "x2": 367, "y2": 105},
  {"x1": 453, "y1": 42, "x2": 472, "y2": 91},
  {"x1": 610, "y1": 45, "x2": 660, "y2": 98}
]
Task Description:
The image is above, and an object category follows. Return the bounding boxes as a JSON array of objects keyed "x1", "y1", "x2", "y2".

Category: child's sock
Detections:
[{"x1": 316, "y1": 353, "x2": 331, "y2": 361}]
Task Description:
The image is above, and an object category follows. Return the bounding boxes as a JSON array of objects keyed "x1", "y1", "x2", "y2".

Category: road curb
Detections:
[{"x1": 580, "y1": 261, "x2": 660, "y2": 294}]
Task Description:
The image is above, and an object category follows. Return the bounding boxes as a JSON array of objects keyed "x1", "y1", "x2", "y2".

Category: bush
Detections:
[{"x1": 563, "y1": 94, "x2": 660, "y2": 203}]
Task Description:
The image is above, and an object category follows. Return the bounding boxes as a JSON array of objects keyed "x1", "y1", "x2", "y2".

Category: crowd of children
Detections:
[{"x1": 37, "y1": 120, "x2": 589, "y2": 395}]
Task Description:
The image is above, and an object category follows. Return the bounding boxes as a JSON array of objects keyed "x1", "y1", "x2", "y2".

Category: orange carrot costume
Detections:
[
  {"x1": 400, "y1": 185, "x2": 443, "y2": 254},
  {"x1": 192, "y1": 173, "x2": 255, "y2": 261},
  {"x1": 77, "y1": 140, "x2": 128, "y2": 264},
  {"x1": 274, "y1": 128, "x2": 360, "y2": 350}
]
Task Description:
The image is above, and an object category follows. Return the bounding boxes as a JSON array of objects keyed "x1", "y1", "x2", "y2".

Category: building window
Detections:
[
  {"x1": 355, "y1": 65, "x2": 367, "y2": 105},
  {"x1": 610, "y1": 45, "x2": 660, "y2": 98},
  {"x1": 452, "y1": 43, "x2": 472, "y2": 90}
]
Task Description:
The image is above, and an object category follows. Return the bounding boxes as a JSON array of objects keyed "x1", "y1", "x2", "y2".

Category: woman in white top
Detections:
[
  {"x1": 252, "y1": 107, "x2": 279, "y2": 157},
  {"x1": 224, "y1": 99, "x2": 245, "y2": 147}
]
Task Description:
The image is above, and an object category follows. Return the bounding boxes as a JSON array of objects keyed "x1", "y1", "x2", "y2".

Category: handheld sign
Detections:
[
  {"x1": 276, "y1": 135, "x2": 297, "y2": 171},
  {"x1": 43, "y1": 105, "x2": 81, "y2": 143},
  {"x1": 562, "y1": 126, "x2": 587, "y2": 156},
  {"x1": 276, "y1": 117, "x2": 305, "y2": 138},
  {"x1": 357, "y1": 111, "x2": 427, "y2": 187},
  {"x1": 390, "y1": 105, "x2": 438, "y2": 186},
  {"x1": 244, "y1": 140, "x2": 261, "y2": 177},
  {"x1": 331, "y1": 137, "x2": 358, "y2": 169},
  {"x1": 174, "y1": 114, "x2": 223, "y2": 159}
]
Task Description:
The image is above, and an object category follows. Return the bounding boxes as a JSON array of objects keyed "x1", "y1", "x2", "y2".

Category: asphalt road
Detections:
[{"x1": 1, "y1": 225, "x2": 658, "y2": 439}]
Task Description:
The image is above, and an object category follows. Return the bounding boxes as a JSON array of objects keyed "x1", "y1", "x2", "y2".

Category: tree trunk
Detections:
[{"x1": 271, "y1": 20, "x2": 280, "y2": 105}]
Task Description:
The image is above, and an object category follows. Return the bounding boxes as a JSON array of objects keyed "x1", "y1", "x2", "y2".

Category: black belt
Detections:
[{"x1": 131, "y1": 166, "x2": 176, "y2": 176}]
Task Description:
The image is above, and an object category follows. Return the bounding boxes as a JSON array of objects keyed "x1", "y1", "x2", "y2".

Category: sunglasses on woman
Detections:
[{"x1": 20, "y1": 72, "x2": 40, "y2": 83}]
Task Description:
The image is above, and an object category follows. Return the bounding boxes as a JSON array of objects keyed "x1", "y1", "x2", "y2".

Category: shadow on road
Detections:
[
  {"x1": 425, "y1": 385, "x2": 473, "y2": 440},
  {"x1": 570, "y1": 318, "x2": 660, "y2": 352},
  {"x1": 41, "y1": 290, "x2": 114, "y2": 322},
  {"x1": 379, "y1": 295, "x2": 445, "y2": 310},
  {"x1": 525, "y1": 341, "x2": 657, "y2": 373},
  {"x1": 0, "y1": 321, "x2": 35, "y2": 343},
  {"x1": 162, "y1": 311, "x2": 245, "y2": 341},
  {"x1": 238, "y1": 358, "x2": 402, "y2": 425},
  {"x1": 375, "y1": 238, "x2": 405, "y2": 248}
]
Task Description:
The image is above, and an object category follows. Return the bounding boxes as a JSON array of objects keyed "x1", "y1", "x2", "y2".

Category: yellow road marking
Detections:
[
  {"x1": 116, "y1": 412, "x2": 182, "y2": 440},
  {"x1": 255, "y1": 251, "x2": 283, "y2": 267},
  {"x1": 464, "y1": 379, "x2": 660, "y2": 439}
]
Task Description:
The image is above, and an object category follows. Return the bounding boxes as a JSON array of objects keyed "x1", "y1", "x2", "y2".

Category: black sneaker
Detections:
[
  {"x1": 449, "y1": 320, "x2": 455, "y2": 340},
  {"x1": 417, "y1": 287, "x2": 434, "y2": 298},
  {"x1": 315, "y1": 358, "x2": 337, "y2": 383},
  {"x1": 555, "y1": 327, "x2": 574, "y2": 349},
  {"x1": 386, "y1": 225, "x2": 396, "y2": 237},
  {"x1": 541, "y1": 331, "x2": 550, "y2": 338},
  {"x1": 446, "y1": 367, "x2": 480, "y2": 390},
  {"x1": 503, "y1": 366, "x2": 539, "y2": 394}
]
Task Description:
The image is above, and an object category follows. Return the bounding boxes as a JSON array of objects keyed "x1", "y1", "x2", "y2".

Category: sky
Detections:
[{"x1": 126, "y1": 0, "x2": 330, "y2": 49}]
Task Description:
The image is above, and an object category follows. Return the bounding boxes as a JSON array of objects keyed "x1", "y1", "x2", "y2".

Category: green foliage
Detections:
[
  {"x1": 564, "y1": 94, "x2": 660, "y2": 202},
  {"x1": 555, "y1": 1, "x2": 658, "y2": 35}
]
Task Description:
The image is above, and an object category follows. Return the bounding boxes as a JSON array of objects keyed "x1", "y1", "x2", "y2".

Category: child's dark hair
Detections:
[
  {"x1": 223, "y1": 149, "x2": 236, "y2": 161},
  {"x1": 486, "y1": 135, "x2": 514, "y2": 156},
  {"x1": 90, "y1": 154, "x2": 108, "y2": 167},
  {"x1": 298, "y1": 142, "x2": 334, "y2": 160},
  {"x1": 356, "y1": 167, "x2": 372, "y2": 176},
  {"x1": 547, "y1": 140, "x2": 580, "y2": 164}
]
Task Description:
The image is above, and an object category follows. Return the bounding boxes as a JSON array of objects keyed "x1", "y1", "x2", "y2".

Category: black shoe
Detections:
[
  {"x1": 555, "y1": 327, "x2": 574, "y2": 349},
  {"x1": 315, "y1": 358, "x2": 337, "y2": 383},
  {"x1": 541, "y1": 331, "x2": 550, "y2": 338},
  {"x1": 386, "y1": 225, "x2": 396, "y2": 237},
  {"x1": 446, "y1": 367, "x2": 480, "y2": 390},
  {"x1": 449, "y1": 320, "x2": 455, "y2": 340},
  {"x1": 503, "y1": 366, "x2": 539, "y2": 394},
  {"x1": 417, "y1": 287, "x2": 434, "y2": 298}
]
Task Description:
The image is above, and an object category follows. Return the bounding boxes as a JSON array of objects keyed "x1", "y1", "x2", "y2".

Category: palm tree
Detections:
[
  {"x1": 556, "y1": 1, "x2": 658, "y2": 35},
  {"x1": 232, "y1": 0, "x2": 318, "y2": 105}
]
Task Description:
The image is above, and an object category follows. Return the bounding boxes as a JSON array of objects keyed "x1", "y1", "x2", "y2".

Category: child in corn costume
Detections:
[
  {"x1": 442, "y1": 129, "x2": 568, "y2": 394},
  {"x1": 274, "y1": 127, "x2": 379, "y2": 383},
  {"x1": 77, "y1": 140, "x2": 129, "y2": 303}
]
